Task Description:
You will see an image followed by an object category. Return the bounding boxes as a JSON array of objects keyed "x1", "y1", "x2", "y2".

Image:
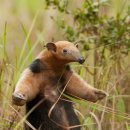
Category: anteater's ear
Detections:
[{"x1": 46, "y1": 42, "x2": 56, "y2": 52}]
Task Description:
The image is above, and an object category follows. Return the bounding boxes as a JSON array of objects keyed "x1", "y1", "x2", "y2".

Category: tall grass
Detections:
[
  {"x1": 0, "y1": 0, "x2": 130, "y2": 130},
  {"x1": 0, "y1": 8, "x2": 43, "y2": 129}
]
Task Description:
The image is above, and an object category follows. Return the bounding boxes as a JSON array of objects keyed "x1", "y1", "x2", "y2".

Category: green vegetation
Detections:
[{"x1": 0, "y1": 0, "x2": 130, "y2": 130}]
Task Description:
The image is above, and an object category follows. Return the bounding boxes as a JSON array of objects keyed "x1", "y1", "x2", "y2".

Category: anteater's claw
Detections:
[
  {"x1": 94, "y1": 90, "x2": 107, "y2": 100},
  {"x1": 12, "y1": 92, "x2": 27, "y2": 106}
]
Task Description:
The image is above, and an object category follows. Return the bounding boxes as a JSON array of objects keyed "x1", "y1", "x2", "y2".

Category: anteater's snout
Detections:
[{"x1": 78, "y1": 57, "x2": 85, "y2": 64}]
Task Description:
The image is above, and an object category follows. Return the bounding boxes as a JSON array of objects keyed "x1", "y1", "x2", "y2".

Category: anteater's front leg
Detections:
[
  {"x1": 12, "y1": 69, "x2": 42, "y2": 106},
  {"x1": 65, "y1": 72, "x2": 107, "y2": 102}
]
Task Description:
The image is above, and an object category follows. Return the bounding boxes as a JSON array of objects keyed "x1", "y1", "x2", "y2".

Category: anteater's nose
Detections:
[{"x1": 78, "y1": 57, "x2": 85, "y2": 64}]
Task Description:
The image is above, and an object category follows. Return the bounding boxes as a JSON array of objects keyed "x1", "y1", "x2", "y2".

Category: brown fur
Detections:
[{"x1": 12, "y1": 41, "x2": 107, "y2": 130}]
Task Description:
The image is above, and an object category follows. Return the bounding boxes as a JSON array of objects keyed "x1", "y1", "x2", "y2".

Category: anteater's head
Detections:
[{"x1": 46, "y1": 41, "x2": 85, "y2": 64}]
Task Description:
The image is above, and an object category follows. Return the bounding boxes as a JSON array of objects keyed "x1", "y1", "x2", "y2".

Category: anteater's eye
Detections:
[{"x1": 63, "y1": 49, "x2": 68, "y2": 54}]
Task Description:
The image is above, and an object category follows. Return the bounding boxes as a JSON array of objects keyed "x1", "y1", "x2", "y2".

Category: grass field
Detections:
[{"x1": 0, "y1": 0, "x2": 130, "y2": 130}]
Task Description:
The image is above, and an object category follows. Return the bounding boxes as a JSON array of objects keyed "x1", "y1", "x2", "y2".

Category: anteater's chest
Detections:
[
  {"x1": 45, "y1": 70, "x2": 66, "y2": 85},
  {"x1": 41, "y1": 73, "x2": 66, "y2": 103},
  {"x1": 39, "y1": 70, "x2": 66, "y2": 94}
]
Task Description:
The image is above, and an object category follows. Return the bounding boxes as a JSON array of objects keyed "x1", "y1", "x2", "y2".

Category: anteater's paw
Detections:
[
  {"x1": 94, "y1": 90, "x2": 107, "y2": 100},
  {"x1": 86, "y1": 89, "x2": 108, "y2": 103},
  {"x1": 12, "y1": 92, "x2": 27, "y2": 106}
]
